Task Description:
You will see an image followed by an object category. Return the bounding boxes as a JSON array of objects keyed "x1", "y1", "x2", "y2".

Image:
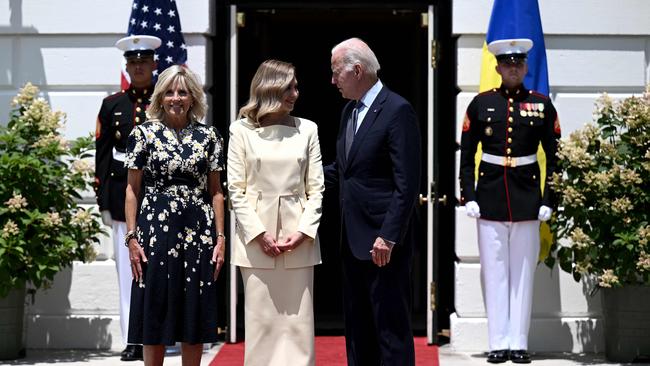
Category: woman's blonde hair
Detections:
[
  {"x1": 146, "y1": 65, "x2": 208, "y2": 122},
  {"x1": 238, "y1": 60, "x2": 295, "y2": 124}
]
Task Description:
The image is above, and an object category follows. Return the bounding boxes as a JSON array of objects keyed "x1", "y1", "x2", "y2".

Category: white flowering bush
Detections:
[
  {"x1": 0, "y1": 83, "x2": 103, "y2": 297},
  {"x1": 548, "y1": 88, "x2": 650, "y2": 288}
]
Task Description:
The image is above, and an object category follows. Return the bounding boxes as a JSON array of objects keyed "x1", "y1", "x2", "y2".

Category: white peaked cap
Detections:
[
  {"x1": 115, "y1": 35, "x2": 162, "y2": 59},
  {"x1": 487, "y1": 38, "x2": 533, "y2": 57}
]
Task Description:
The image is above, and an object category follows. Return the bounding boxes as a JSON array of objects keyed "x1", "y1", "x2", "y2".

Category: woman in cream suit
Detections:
[{"x1": 227, "y1": 60, "x2": 324, "y2": 366}]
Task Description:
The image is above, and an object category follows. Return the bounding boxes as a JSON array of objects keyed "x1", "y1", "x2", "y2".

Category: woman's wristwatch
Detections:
[
  {"x1": 124, "y1": 230, "x2": 138, "y2": 247},
  {"x1": 217, "y1": 232, "x2": 226, "y2": 241}
]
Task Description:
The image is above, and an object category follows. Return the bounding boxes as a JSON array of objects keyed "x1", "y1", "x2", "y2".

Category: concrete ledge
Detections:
[{"x1": 450, "y1": 313, "x2": 604, "y2": 353}]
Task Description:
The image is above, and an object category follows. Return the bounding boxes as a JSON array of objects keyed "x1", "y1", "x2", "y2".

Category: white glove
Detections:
[
  {"x1": 538, "y1": 205, "x2": 553, "y2": 222},
  {"x1": 100, "y1": 210, "x2": 113, "y2": 226},
  {"x1": 465, "y1": 201, "x2": 481, "y2": 218}
]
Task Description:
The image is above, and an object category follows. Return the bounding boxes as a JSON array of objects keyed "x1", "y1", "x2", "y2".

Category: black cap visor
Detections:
[
  {"x1": 124, "y1": 49, "x2": 155, "y2": 60},
  {"x1": 496, "y1": 53, "x2": 527, "y2": 65}
]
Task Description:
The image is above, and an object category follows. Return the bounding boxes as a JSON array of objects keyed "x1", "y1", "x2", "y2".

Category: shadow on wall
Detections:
[
  {"x1": 528, "y1": 264, "x2": 604, "y2": 352},
  {"x1": 25, "y1": 265, "x2": 118, "y2": 350},
  {"x1": 0, "y1": 0, "x2": 47, "y2": 124},
  {"x1": 576, "y1": 277, "x2": 604, "y2": 353},
  {"x1": 25, "y1": 315, "x2": 113, "y2": 350}
]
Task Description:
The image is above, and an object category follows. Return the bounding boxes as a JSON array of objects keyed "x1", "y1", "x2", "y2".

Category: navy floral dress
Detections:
[{"x1": 125, "y1": 120, "x2": 224, "y2": 345}]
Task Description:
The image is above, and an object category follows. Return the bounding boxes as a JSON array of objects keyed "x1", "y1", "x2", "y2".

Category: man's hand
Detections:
[
  {"x1": 277, "y1": 232, "x2": 306, "y2": 253},
  {"x1": 465, "y1": 201, "x2": 481, "y2": 218},
  {"x1": 370, "y1": 237, "x2": 394, "y2": 267},
  {"x1": 255, "y1": 232, "x2": 281, "y2": 257},
  {"x1": 538, "y1": 205, "x2": 553, "y2": 222},
  {"x1": 101, "y1": 210, "x2": 113, "y2": 226}
]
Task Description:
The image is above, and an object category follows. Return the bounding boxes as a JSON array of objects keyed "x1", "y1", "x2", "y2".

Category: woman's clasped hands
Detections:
[{"x1": 255, "y1": 231, "x2": 306, "y2": 257}]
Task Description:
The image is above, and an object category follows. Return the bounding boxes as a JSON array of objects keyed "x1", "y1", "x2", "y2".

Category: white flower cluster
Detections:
[
  {"x1": 570, "y1": 228, "x2": 594, "y2": 250},
  {"x1": 70, "y1": 209, "x2": 94, "y2": 229},
  {"x1": 31, "y1": 133, "x2": 68, "y2": 150},
  {"x1": 582, "y1": 170, "x2": 613, "y2": 193},
  {"x1": 19, "y1": 98, "x2": 66, "y2": 133},
  {"x1": 598, "y1": 269, "x2": 620, "y2": 288},
  {"x1": 637, "y1": 251, "x2": 650, "y2": 271},
  {"x1": 574, "y1": 261, "x2": 592, "y2": 275},
  {"x1": 5, "y1": 193, "x2": 28, "y2": 212},
  {"x1": 560, "y1": 186, "x2": 585, "y2": 207},
  {"x1": 71, "y1": 159, "x2": 94, "y2": 175},
  {"x1": 639, "y1": 225, "x2": 650, "y2": 247},
  {"x1": 42, "y1": 212, "x2": 63, "y2": 227},
  {"x1": 557, "y1": 123, "x2": 599, "y2": 170},
  {"x1": 11, "y1": 83, "x2": 39, "y2": 107},
  {"x1": 618, "y1": 167, "x2": 642, "y2": 187},
  {"x1": 1, "y1": 220, "x2": 19, "y2": 239},
  {"x1": 610, "y1": 197, "x2": 633, "y2": 215}
]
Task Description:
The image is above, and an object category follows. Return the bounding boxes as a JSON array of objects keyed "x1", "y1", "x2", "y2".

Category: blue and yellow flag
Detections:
[
  {"x1": 478, "y1": 0, "x2": 553, "y2": 260},
  {"x1": 482, "y1": 0, "x2": 549, "y2": 95}
]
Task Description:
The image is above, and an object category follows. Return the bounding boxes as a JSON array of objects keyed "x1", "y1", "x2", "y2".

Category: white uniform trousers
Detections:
[
  {"x1": 477, "y1": 219, "x2": 539, "y2": 351},
  {"x1": 112, "y1": 221, "x2": 133, "y2": 345},
  {"x1": 240, "y1": 265, "x2": 315, "y2": 366}
]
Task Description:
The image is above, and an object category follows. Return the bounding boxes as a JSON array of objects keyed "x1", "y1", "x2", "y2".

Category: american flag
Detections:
[{"x1": 121, "y1": 0, "x2": 187, "y2": 89}]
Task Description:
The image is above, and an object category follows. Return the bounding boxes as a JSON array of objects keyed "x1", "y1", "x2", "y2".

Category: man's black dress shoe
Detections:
[
  {"x1": 120, "y1": 345, "x2": 143, "y2": 361},
  {"x1": 510, "y1": 349, "x2": 531, "y2": 364},
  {"x1": 487, "y1": 349, "x2": 509, "y2": 363}
]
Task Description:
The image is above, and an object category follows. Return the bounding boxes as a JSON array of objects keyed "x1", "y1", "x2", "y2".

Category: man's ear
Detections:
[{"x1": 354, "y1": 64, "x2": 361, "y2": 77}]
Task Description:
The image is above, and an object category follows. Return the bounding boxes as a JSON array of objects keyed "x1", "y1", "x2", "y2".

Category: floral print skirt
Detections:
[{"x1": 127, "y1": 187, "x2": 218, "y2": 345}]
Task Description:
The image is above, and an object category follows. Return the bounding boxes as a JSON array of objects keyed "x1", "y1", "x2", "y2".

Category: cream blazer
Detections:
[{"x1": 227, "y1": 117, "x2": 324, "y2": 269}]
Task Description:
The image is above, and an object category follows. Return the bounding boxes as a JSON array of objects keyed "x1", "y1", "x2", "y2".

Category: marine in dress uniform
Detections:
[
  {"x1": 94, "y1": 34, "x2": 160, "y2": 362},
  {"x1": 459, "y1": 38, "x2": 561, "y2": 364}
]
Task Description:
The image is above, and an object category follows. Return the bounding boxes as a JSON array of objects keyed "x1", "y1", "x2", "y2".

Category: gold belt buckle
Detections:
[{"x1": 504, "y1": 156, "x2": 516, "y2": 167}]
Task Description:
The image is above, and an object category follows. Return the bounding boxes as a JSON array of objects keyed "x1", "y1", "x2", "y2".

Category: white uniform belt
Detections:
[
  {"x1": 481, "y1": 153, "x2": 537, "y2": 167},
  {"x1": 112, "y1": 148, "x2": 126, "y2": 162}
]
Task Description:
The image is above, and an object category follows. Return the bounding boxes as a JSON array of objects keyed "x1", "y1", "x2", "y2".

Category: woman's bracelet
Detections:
[
  {"x1": 217, "y1": 232, "x2": 226, "y2": 240},
  {"x1": 124, "y1": 230, "x2": 138, "y2": 247}
]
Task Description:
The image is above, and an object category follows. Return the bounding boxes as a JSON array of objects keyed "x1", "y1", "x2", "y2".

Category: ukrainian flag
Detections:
[
  {"x1": 480, "y1": 0, "x2": 549, "y2": 95},
  {"x1": 478, "y1": 0, "x2": 553, "y2": 260}
]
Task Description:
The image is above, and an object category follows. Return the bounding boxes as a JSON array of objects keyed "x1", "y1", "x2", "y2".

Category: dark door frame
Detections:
[{"x1": 211, "y1": 0, "x2": 457, "y2": 345}]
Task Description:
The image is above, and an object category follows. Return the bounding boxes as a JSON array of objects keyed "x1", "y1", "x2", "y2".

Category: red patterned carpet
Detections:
[{"x1": 210, "y1": 336, "x2": 438, "y2": 365}]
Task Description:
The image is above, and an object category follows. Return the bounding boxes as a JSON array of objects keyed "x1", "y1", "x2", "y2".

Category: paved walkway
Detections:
[
  {"x1": 437, "y1": 346, "x2": 650, "y2": 366},
  {"x1": 2, "y1": 344, "x2": 649, "y2": 365}
]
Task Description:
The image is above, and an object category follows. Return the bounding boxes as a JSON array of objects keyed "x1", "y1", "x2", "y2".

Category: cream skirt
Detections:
[{"x1": 240, "y1": 266, "x2": 315, "y2": 366}]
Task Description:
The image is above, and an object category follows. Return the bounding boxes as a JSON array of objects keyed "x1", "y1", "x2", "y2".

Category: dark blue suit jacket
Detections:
[{"x1": 325, "y1": 86, "x2": 421, "y2": 260}]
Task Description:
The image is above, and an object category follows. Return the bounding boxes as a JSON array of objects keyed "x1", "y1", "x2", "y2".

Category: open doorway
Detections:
[{"x1": 215, "y1": 2, "x2": 458, "y2": 343}]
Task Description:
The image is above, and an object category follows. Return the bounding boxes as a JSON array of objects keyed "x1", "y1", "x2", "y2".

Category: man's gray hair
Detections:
[{"x1": 332, "y1": 38, "x2": 380, "y2": 76}]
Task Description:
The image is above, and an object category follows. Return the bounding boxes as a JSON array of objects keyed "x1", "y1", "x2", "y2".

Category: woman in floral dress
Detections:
[{"x1": 124, "y1": 65, "x2": 226, "y2": 366}]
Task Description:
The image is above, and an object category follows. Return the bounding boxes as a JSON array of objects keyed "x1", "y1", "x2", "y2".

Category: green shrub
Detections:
[
  {"x1": 0, "y1": 83, "x2": 104, "y2": 297},
  {"x1": 548, "y1": 88, "x2": 650, "y2": 288}
]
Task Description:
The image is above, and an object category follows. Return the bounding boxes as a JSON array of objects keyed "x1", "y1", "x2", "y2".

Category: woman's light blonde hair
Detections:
[
  {"x1": 238, "y1": 60, "x2": 295, "y2": 125},
  {"x1": 146, "y1": 65, "x2": 208, "y2": 122}
]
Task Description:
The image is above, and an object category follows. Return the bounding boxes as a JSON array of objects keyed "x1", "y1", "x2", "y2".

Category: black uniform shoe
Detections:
[
  {"x1": 486, "y1": 349, "x2": 509, "y2": 363},
  {"x1": 120, "y1": 345, "x2": 143, "y2": 361},
  {"x1": 510, "y1": 349, "x2": 531, "y2": 364}
]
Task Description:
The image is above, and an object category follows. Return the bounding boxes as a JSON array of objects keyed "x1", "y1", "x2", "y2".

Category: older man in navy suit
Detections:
[{"x1": 324, "y1": 37, "x2": 421, "y2": 366}]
